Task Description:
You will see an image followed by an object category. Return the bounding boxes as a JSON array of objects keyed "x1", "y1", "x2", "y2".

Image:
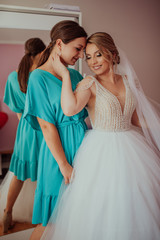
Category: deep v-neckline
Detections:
[{"x1": 93, "y1": 76, "x2": 127, "y2": 115}]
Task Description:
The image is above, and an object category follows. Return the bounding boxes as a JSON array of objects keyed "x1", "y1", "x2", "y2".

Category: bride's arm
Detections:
[
  {"x1": 131, "y1": 110, "x2": 141, "y2": 127},
  {"x1": 61, "y1": 71, "x2": 91, "y2": 116},
  {"x1": 53, "y1": 53, "x2": 91, "y2": 116}
]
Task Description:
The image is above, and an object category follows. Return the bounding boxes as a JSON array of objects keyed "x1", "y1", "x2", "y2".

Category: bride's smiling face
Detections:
[{"x1": 85, "y1": 43, "x2": 111, "y2": 75}]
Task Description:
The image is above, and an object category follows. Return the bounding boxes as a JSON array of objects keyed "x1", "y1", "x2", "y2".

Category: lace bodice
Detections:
[{"x1": 76, "y1": 76, "x2": 137, "y2": 131}]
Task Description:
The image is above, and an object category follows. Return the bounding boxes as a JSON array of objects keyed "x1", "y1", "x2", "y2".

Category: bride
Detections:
[{"x1": 41, "y1": 32, "x2": 160, "y2": 240}]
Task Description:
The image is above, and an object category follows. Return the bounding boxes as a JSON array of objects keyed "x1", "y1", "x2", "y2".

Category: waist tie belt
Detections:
[{"x1": 56, "y1": 118, "x2": 86, "y2": 129}]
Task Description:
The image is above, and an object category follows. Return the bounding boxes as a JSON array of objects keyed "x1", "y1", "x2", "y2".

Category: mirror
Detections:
[
  {"x1": 0, "y1": 21, "x2": 51, "y2": 240},
  {"x1": 0, "y1": 5, "x2": 80, "y2": 237}
]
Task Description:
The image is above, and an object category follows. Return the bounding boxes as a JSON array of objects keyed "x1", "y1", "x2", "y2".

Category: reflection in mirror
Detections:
[
  {"x1": 0, "y1": 25, "x2": 51, "y2": 240},
  {"x1": 0, "y1": 29, "x2": 50, "y2": 237},
  {"x1": 0, "y1": 28, "x2": 50, "y2": 168}
]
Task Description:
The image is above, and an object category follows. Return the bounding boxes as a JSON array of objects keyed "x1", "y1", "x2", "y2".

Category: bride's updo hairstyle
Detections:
[{"x1": 86, "y1": 32, "x2": 120, "y2": 69}]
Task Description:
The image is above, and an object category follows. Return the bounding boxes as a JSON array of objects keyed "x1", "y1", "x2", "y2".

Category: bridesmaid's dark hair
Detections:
[
  {"x1": 37, "y1": 20, "x2": 87, "y2": 67},
  {"x1": 18, "y1": 38, "x2": 46, "y2": 93}
]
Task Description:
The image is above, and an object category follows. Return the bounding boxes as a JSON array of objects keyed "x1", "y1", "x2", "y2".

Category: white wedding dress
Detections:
[{"x1": 42, "y1": 76, "x2": 160, "y2": 240}]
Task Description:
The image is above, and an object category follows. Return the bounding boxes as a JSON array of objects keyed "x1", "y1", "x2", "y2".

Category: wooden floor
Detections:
[{"x1": 0, "y1": 222, "x2": 36, "y2": 237}]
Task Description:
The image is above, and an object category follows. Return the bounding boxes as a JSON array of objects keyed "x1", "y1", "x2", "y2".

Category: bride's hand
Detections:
[
  {"x1": 51, "y1": 52, "x2": 69, "y2": 78},
  {"x1": 59, "y1": 161, "x2": 74, "y2": 185}
]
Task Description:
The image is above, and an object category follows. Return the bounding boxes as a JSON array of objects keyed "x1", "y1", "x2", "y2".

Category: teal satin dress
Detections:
[
  {"x1": 24, "y1": 68, "x2": 88, "y2": 226},
  {"x1": 4, "y1": 71, "x2": 43, "y2": 181}
]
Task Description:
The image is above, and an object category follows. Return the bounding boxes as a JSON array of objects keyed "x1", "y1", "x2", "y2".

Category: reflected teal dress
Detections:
[
  {"x1": 24, "y1": 68, "x2": 88, "y2": 226},
  {"x1": 4, "y1": 71, "x2": 43, "y2": 181}
]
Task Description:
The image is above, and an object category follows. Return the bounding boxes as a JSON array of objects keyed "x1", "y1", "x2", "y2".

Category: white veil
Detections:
[{"x1": 115, "y1": 48, "x2": 160, "y2": 154}]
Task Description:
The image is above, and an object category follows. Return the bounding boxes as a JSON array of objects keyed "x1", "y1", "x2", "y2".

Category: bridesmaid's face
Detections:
[
  {"x1": 60, "y1": 37, "x2": 86, "y2": 66},
  {"x1": 85, "y1": 43, "x2": 110, "y2": 75}
]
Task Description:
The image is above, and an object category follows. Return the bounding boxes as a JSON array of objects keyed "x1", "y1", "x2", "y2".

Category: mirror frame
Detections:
[{"x1": 0, "y1": 4, "x2": 82, "y2": 73}]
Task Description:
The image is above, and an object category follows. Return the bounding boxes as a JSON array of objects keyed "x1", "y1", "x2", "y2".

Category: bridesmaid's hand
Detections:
[
  {"x1": 51, "y1": 52, "x2": 69, "y2": 79},
  {"x1": 59, "y1": 161, "x2": 74, "y2": 184}
]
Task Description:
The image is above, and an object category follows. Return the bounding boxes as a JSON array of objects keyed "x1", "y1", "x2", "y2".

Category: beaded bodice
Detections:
[{"x1": 76, "y1": 76, "x2": 136, "y2": 132}]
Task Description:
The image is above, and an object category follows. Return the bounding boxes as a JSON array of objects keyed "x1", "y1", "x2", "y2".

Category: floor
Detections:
[
  {"x1": 0, "y1": 155, "x2": 36, "y2": 239},
  {"x1": 0, "y1": 222, "x2": 36, "y2": 239},
  {"x1": 0, "y1": 228, "x2": 34, "y2": 240}
]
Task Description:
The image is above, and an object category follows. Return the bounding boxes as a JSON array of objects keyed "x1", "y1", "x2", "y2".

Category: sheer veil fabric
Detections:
[{"x1": 116, "y1": 48, "x2": 160, "y2": 154}]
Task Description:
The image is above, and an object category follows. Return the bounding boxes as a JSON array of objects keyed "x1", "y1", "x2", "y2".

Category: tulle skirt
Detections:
[
  {"x1": 42, "y1": 129, "x2": 160, "y2": 240},
  {"x1": 0, "y1": 171, "x2": 36, "y2": 223}
]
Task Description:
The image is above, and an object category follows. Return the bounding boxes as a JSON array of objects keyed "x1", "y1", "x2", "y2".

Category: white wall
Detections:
[{"x1": 0, "y1": 0, "x2": 160, "y2": 102}]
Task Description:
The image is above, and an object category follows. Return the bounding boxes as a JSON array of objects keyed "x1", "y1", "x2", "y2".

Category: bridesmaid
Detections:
[
  {"x1": 23, "y1": 20, "x2": 88, "y2": 240},
  {"x1": 1, "y1": 38, "x2": 46, "y2": 233}
]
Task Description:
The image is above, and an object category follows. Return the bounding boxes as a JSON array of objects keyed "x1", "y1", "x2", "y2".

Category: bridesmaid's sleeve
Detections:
[
  {"x1": 24, "y1": 72, "x2": 56, "y2": 131},
  {"x1": 3, "y1": 72, "x2": 24, "y2": 113}
]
